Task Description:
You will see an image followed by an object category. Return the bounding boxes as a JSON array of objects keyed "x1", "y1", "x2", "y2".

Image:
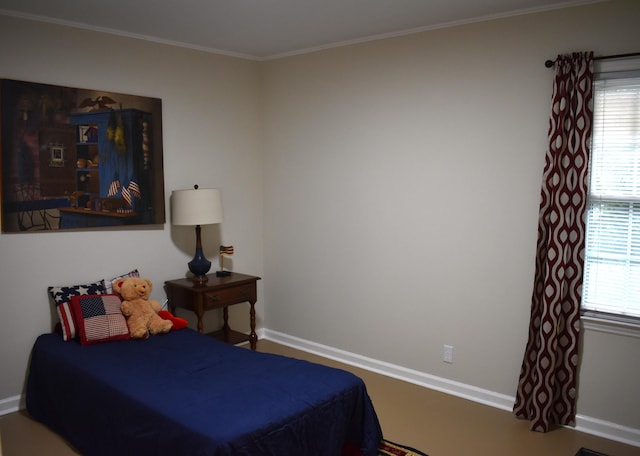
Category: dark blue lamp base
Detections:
[
  {"x1": 188, "y1": 247, "x2": 211, "y2": 282},
  {"x1": 188, "y1": 225, "x2": 211, "y2": 283}
]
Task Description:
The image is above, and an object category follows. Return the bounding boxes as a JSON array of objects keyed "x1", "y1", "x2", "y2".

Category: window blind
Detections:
[{"x1": 583, "y1": 76, "x2": 640, "y2": 319}]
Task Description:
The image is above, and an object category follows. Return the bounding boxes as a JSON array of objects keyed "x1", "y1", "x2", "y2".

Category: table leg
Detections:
[
  {"x1": 222, "y1": 306, "x2": 230, "y2": 332},
  {"x1": 196, "y1": 313, "x2": 204, "y2": 333},
  {"x1": 195, "y1": 300, "x2": 204, "y2": 334},
  {"x1": 249, "y1": 301, "x2": 257, "y2": 350}
]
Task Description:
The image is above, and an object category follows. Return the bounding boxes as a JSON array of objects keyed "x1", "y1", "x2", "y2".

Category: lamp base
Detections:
[
  {"x1": 216, "y1": 270, "x2": 231, "y2": 277},
  {"x1": 188, "y1": 246, "x2": 211, "y2": 283}
]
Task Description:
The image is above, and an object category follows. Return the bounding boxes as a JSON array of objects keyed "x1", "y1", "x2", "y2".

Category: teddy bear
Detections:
[{"x1": 113, "y1": 277, "x2": 173, "y2": 339}]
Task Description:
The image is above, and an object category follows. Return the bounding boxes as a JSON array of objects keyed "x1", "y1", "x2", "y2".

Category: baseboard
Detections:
[
  {"x1": 574, "y1": 414, "x2": 640, "y2": 448},
  {"x1": 262, "y1": 329, "x2": 640, "y2": 448},
  {"x1": 0, "y1": 395, "x2": 23, "y2": 416},
  {"x1": 262, "y1": 329, "x2": 515, "y2": 411}
]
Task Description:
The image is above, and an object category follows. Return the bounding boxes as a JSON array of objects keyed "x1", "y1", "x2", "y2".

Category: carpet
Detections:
[{"x1": 379, "y1": 439, "x2": 428, "y2": 456}]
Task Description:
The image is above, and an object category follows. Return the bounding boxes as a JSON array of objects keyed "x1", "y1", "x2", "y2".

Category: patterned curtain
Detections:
[{"x1": 513, "y1": 52, "x2": 594, "y2": 432}]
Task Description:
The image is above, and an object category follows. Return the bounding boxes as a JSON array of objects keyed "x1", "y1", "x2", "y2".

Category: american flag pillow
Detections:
[
  {"x1": 48, "y1": 281, "x2": 106, "y2": 341},
  {"x1": 71, "y1": 294, "x2": 130, "y2": 345}
]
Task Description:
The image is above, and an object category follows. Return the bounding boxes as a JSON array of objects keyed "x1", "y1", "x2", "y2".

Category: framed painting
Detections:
[{"x1": 0, "y1": 79, "x2": 165, "y2": 232}]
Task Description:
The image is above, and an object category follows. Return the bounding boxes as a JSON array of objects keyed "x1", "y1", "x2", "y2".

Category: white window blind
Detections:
[{"x1": 583, "y1": 73, "x2": 640, "y2": 321}]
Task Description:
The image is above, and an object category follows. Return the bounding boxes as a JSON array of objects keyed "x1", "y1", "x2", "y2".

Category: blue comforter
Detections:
[{"x1": 26, "y1": 329, "x2": 382, "y2": 455}]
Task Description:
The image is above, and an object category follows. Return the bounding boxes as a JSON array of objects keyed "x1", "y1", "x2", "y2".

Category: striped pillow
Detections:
[{"x1": 103, "y1": 269, "x2": 140, "y2": 294}]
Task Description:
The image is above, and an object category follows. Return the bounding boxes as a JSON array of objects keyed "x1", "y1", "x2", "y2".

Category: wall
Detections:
[
  {"x1": 0, "y1": 15, "x2": 264, "y2": 404},
  {"x1": 261, "y1": 0, "x2": 640, "y2": 439},
  {"x1": 1, "y1": 0, "x2": 639, "y2": 444}
]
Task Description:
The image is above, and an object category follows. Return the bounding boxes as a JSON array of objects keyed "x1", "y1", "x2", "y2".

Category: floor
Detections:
[{"x1": 0, "y1": 339, "x2": 638, "y2": 456}]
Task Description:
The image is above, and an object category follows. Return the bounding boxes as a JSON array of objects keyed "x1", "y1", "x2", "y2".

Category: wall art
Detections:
[{"x1": 1, "y1": 79, "x2": 165, "y2": 232}]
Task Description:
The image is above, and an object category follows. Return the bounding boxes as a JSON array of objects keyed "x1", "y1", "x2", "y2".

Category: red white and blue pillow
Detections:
[
  {"x1": 71, "y1": 294, "x2": 130, "y2": 345},
  {"x1": 48, "y1": 281, "x2": 106, "y2": 341}
]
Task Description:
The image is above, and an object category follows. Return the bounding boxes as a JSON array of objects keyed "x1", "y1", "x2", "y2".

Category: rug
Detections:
[
  {"x1": 378, "y1": 439, "x2": 428, "y2": 456},
  {"x1": 575, "y1": 448, "x2": 608, "y2": 456}
]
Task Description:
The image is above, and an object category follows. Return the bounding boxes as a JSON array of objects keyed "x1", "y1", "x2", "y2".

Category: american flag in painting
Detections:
[
  {"x1": 121, "y1": 185, "x2": 132, "y2": 206},
  {"x1": 108, "y1": 174, "x2": 121, "y2": 197},
  {"x1": 128, "y1": 180, "x2": 141, "y2": 199}
]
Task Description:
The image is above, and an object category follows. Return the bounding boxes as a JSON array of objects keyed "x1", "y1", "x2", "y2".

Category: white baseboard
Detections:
[
  {"x1": 574, "y1": 415, "x2": 640, "y2": 448},
  {"x1": 262, "y1": 328, "x2": 640, "y2": 448},
  {"x1": 0, "y1": 395, "x2": 23, "y2": 416}
]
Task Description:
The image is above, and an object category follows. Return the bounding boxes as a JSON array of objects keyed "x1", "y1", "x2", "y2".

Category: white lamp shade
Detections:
[{"x1": 171, "y1": 188, "x2": 223, "y2": 226}]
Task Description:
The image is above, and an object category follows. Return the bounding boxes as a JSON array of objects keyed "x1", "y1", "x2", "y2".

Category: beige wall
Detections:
[
  {"x1": 0, "y1": 0, "x2": 639, "y2": 444},
  {"x1": 261, "y1": 0, "x2": 640, "y2": 437},
  {"x1": 0, "y1": 15, "x2": 264, "y2": 401}
]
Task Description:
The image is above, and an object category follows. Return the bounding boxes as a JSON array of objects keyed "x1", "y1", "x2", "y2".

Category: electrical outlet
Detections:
[{"x1": 443, "y1": 345, "x2": 453, "y2": 364}]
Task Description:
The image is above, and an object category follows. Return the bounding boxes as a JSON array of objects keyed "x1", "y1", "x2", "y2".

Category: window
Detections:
[{"x1": 582, "y1": 60, "x2": 640, "y2": 324}]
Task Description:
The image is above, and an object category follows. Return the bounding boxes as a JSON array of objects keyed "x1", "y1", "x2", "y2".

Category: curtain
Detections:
[{"x1": 513, "y1": 51, "x2": 594, "y2": 432}]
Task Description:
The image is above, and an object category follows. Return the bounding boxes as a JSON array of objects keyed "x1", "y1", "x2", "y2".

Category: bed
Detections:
[{"x1": 26, "y1": 328, "x2": 382, "y2": 456}]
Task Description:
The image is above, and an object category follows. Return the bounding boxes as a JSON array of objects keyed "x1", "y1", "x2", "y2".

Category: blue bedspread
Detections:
[{"x1": 26, "y1": 329, "x2": 382, "y2": 456}]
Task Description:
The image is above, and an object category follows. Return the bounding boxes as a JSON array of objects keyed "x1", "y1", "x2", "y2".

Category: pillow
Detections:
[
  {"x1": 48, "y1": 281, "x2": 106, "y2": 341},
  {"x1": 71, "y1": 294, "x2": 130, "y2": 345},
  {"x1": 103, "y1": 269, "x2": 140, "y2": 294}
]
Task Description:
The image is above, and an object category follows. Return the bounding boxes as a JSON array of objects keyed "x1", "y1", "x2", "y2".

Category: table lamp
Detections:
[{"x1": 171, "y1": 185, "x2": 223, "y2": 283}]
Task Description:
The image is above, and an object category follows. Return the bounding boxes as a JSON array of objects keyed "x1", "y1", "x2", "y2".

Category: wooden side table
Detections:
[{"x1": 164, "y1": 272, "x2": 261, "y2": 350}]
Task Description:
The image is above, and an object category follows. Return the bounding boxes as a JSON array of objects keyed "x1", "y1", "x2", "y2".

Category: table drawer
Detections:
[{"x1": 204, "y1": 284, "x2": 255, "y2": 309}]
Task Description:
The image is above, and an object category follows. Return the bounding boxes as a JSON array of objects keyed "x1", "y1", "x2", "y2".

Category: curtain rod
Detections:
[{"x1": 544, "y1": 52, "x2": 640, "y2": 68}]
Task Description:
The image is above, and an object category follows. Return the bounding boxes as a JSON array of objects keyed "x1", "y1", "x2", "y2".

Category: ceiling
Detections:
[{"x1": 0, "y1": 0, "x2": 597, "y2": 60}]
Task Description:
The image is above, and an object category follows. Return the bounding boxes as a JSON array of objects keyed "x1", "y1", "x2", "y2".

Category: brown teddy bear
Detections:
[{"x1": 113, "y1": 277, "x2": 173, "y2": 339}]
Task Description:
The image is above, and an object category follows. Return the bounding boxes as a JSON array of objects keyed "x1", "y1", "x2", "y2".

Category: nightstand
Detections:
[{"x1": 164, "y1": 272, "x2": 261, "y2": 350}]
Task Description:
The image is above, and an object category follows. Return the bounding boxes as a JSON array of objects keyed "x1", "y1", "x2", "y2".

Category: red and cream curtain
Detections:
[{"x1": 513, "y1": 52, "x2": 594, "y2": 432}]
